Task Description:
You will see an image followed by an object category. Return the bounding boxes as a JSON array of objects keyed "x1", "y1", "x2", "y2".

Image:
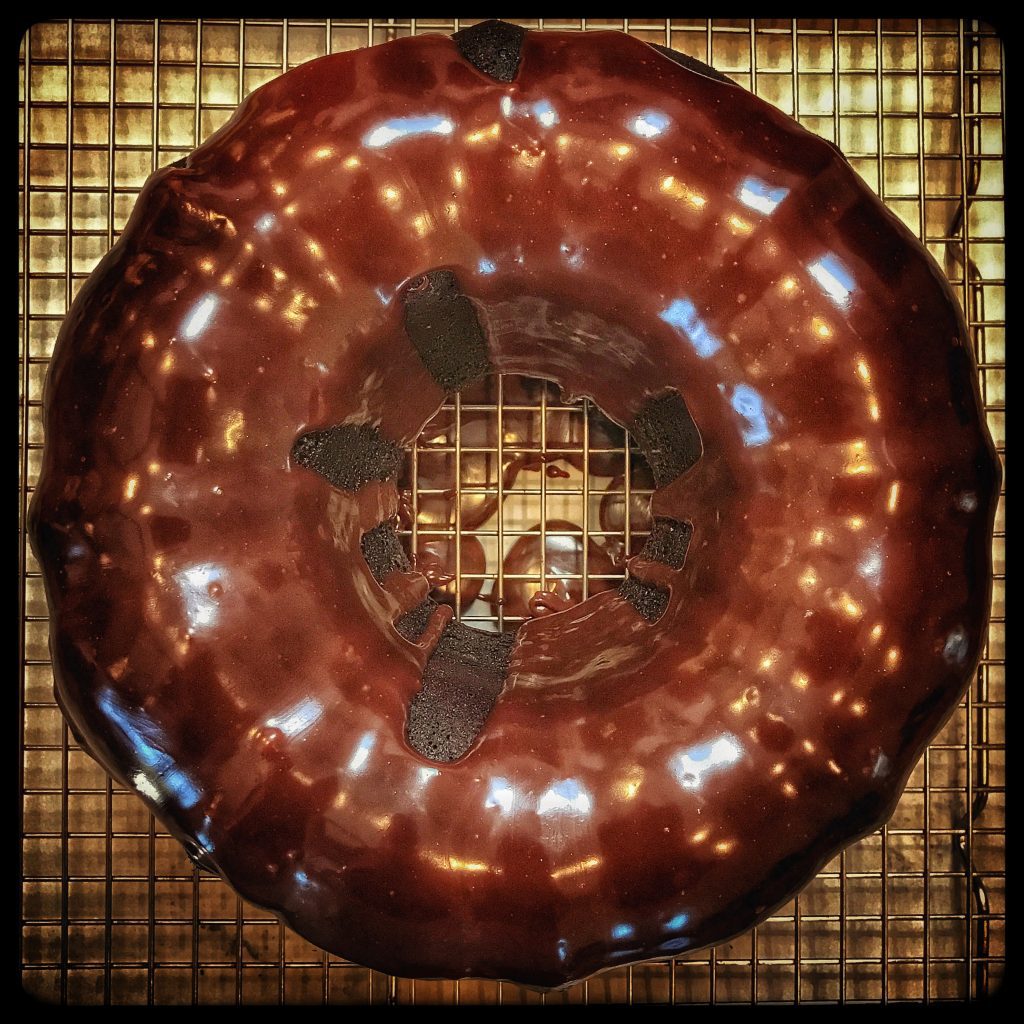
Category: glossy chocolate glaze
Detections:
[{"x1": 29, "y1": 23, "x2": 1000, "y2": 988}]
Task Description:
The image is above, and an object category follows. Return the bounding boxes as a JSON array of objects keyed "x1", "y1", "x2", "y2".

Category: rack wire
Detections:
[{"x1": 18, "y1": 18, "x2": 1005, "y2": 1005}]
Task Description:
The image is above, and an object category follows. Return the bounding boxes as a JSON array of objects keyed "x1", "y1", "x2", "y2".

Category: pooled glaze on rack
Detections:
[{"x1": 29, "y1": 22, "x2": 999, "y2": 988}]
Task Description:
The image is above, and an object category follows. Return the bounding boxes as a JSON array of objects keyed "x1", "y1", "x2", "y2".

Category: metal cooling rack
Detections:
[{"x1": 18, "y1": 18, "x2": 1005, "y2": 1005}]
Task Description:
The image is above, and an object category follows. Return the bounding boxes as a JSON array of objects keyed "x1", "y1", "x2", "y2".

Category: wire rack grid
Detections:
[{"x1": 18, "y1": 17, "x2": 1005, "y2": 1005}]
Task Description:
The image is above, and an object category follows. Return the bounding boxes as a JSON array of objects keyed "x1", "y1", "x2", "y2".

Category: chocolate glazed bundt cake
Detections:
[{"x1": 30, "y1": 21, "x2": 999, "y2": 987}]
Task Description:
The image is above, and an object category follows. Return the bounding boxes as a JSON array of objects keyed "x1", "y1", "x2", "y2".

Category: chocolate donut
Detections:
[{"x1": 29, "y1": 21, "x2": 999, "y2": 988}]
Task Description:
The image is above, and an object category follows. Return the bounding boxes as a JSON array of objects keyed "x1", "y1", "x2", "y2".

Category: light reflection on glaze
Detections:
[
  {"x1": 174, "y1": 562, "x2": 224, "y2": 633},
  {"x1": 668, "y1": 734, "x2": 744, "y2": 791},
  {"x1": 628, "y1": 109, "x2": 671, "y2": 138},
  {"x1": 736, "y1": 175, "x2": 789, "y2": 215},
  {"x1": 363, "y1": 114, "x2": 456, "y2": 149},
  {"x1": 484, "y1": 777, "x2": 516, "y2": 815},
  {"x1": 729, "y1": 384, "x2": 774, "y2": 447},
  {"x1": 532, "y1": 99, "x2": 559, "y2": 127},
  {"x1": 347, "y1": 731, "x2": 377, "y2": 774},
  {"x1": 265, "y1": 696, "x2": 324, "y2": 739},
  {"x1": 29, "y1": 26, "x2": 1000, "y2": 989},
  {"x1": 537, "y1": 778, "x2": 593, "y2": 817},
  {"x1": 99, "y1": 688, "x2": 202, "y2": 809},
  {"x1": 808, "y1": 253, "x2": 856, "y2": 307},
  {"x1": 858, "y1": 543, "x2": 884, "y2": 588},
  {"x1": 180, "y1": 293, "x2": 220, "y2": 340},
  {"x1": 658, "y1": 297, "x2": 723, "y2": 358}
]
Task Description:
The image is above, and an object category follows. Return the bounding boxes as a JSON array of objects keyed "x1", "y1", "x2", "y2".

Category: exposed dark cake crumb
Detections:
[
  {"x1": 290, "y1": 424, "x2": 403, "y2": 491},
  {"x1": 619, "y1": 576, "x2": 670, "y2": 623},
  {"x1": 630, "y1": 391, "x2": 702, "y2": 488},
  {"x1": 641, "y1": 517, "x2": 693, "y2": 569},
  {"x1": 650, "y1": 43, "x2": 734, "y2": 86},
  {"x1": 360, "y1": 521, "x2": 410, "y2": 582},
  {"x1": 407, "y1": 622, "x2": 516, "y2": 762},
  {"x1": 453, "y1": 20, "x2": 527, "y2": 83},
  {"x1": 402, "y1": 268, "x2": 492, "y2": 393},
  {"x1": 396, "y1": 598, "x2": 438, "y2": 642}
]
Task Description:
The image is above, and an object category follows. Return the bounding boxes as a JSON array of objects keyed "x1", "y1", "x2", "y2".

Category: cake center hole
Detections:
[{"x1": 398, "y1": 374, "x2": 656, "y2": 633}]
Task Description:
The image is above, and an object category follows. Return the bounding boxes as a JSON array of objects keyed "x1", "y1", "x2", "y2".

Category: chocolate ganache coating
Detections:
[{"x1": 29, "y1": 20, "x2": 1000, "y2": 988}]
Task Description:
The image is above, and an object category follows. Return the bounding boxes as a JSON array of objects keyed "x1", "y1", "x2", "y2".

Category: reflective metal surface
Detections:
[{"x1": 20, "y1": 18, "x2": 1005, "y2": 1004}]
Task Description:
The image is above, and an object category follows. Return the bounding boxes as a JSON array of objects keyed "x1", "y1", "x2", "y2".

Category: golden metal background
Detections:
[{"x1": 18, "y1": 18, "x2": 1005, "y2": 1004}]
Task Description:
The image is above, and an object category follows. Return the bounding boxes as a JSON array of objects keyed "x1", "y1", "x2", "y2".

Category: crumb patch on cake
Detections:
[
  {"x1": 453, "y1": 20, "x2": 527, "y2": 83},
  {"x1": 402, "y1": 268, "x2": 492, "y2": 394},
  {"x1": 406, "y1": 622, "x2": 516, "y2": 762},
  {"x1": 641, "y1": 517, "x2": 693, "y2": 569},
  {"x1": 360, "y1": 521, "x2": 411, "y2": 582},
  {"x1": 618, "y1": 576, "x2": 670, "y2": 623},
  {"x1": 630, "y1": 390, "x2": 702, "y2": 488},
  {"x1": 291, "y1": 423, "x2": 403, "y2": 491},
  {"x1": 396, "y1": 598, "x2": 438, "y2": 642}
]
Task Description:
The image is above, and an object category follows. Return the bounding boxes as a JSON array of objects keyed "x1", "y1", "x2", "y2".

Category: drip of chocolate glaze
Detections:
[
  {"x1": 629, "y1": 390, "x2": 703, "y2": 488},
  {"x1": 415, "y1": 534, "x2": 487, "y2": 611},
  {"x1": 496, "y1": 520, "x2": 619, "y2": 620},
  {"x1": 291, "y1": 424, "x2": 403, "y2": 491},
  {"x1": 455, "y1": 451, "x2": 572, "y2": 533},
  {"x1": 452, "y1": 20, "x2": 527, "y2": 83},
  {"x1": 406, "y1": 621, "x2": 517, "y2": 762},
  {"x1": 402, "y1": 269, "x2": 492, "y2": 393}
]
